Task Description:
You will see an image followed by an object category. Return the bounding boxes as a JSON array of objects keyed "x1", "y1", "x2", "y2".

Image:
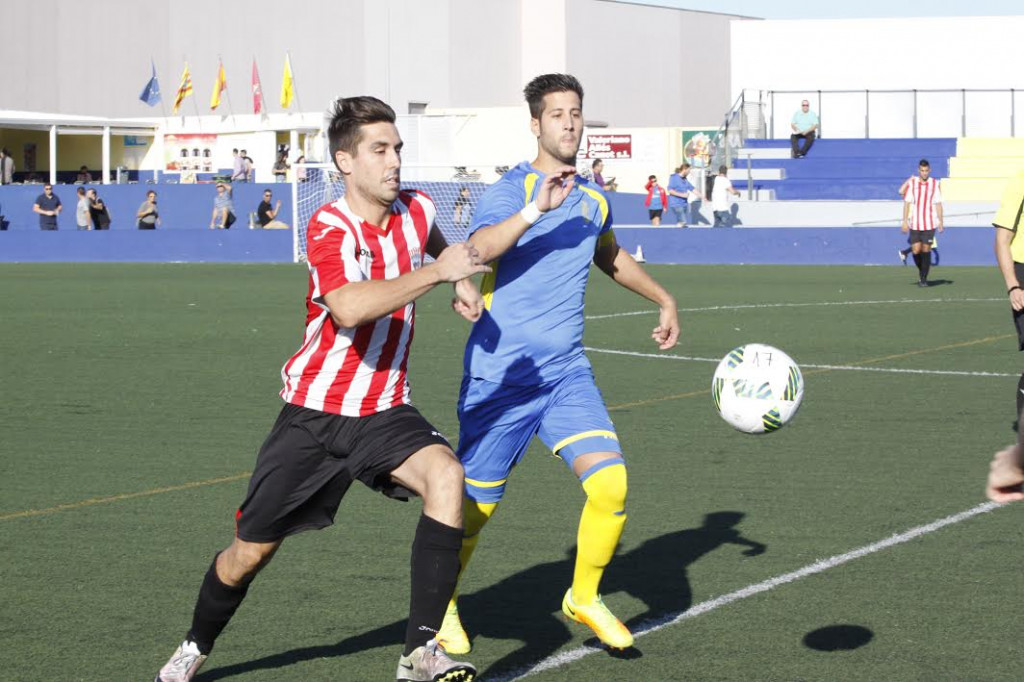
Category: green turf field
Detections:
[{"x1": 2, "y1": 263, "x2": 1022, "y2": 682}]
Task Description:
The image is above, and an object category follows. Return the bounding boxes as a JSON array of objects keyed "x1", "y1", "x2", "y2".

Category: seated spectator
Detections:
[
  {"x1": 644, "y1": 174, "x2": 667, "y2": 226},
  {"x1": 790, "y1": 100, "x2": 819, "y2": 158},
  {"x1": 592, "y1": 159, "x2": 617, "y2": 192},
  {"x1": 257, "y1": 189, "x2": 289, "y2": 229},
  {"x1": 295, "y1": 155, "x2": 307, "y2": 183},
  {"x1": 211, "y1": 182, "x2": 236, "y2": 229},
  {"x1": 77, "y1": 165, "x2": 93, "y2": 183},
  {"x1": 87, "y1": 188, "x2": 111, "y2": 230}
]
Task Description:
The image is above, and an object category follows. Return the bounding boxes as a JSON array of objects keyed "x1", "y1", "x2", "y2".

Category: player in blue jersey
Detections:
[{"x1": 438, "y1": 74, "x2": 680, "y2": 652}]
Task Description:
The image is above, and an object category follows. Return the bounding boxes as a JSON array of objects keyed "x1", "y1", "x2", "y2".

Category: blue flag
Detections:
[{"x1": 139, "y1": 62, "x2": 161, "y2": 106}]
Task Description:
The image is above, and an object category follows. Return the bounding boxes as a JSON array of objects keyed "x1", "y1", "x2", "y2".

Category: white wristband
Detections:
[{"x1": 520, "y1": 201, "x2": 542, "y2": 225}]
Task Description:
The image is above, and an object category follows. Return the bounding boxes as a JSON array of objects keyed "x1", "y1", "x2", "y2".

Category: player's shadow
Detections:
[
  {"x1": 198, "y1": 510, "x2": 766, "y2": 680},
  {"x1": 924, "y1": 278, "x2": 953, "y2": 287}
]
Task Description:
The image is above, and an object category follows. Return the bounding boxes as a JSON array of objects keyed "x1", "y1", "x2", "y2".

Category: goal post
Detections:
[{"x1": 290, "y1": 163, "x2": 516, "y2": 263}]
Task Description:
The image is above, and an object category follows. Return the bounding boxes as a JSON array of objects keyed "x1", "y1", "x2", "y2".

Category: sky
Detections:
[{"x1": 627, "y1": 0, "x2": 1024, "y2": 19}]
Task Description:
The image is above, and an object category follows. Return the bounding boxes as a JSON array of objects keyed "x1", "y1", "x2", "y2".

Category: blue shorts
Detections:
[{"x1": 456, "y1": 368, "x2": 622, "y2": 503}]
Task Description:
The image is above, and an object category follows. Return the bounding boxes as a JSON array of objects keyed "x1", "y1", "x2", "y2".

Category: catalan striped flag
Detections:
[
  {"x1": 210, "y1": 60, "x2": 227, "y2": 111},
  {"x1": 172, "y1": 64, "x2": 193, "y2": 114}
]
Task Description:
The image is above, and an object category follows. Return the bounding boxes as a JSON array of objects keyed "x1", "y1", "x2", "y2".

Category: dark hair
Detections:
[
  {"x1": 919, "y1": 159, "x2": 930, "y2": 168},
  {"x1": 719, "y1": 165, "x2": 728, "y2": 174},
  {"x1": 77, "y1": 187, "x2": 85, "y2": 195},
  {"x1": 523, "y1": 73, "x2": 584, "y2": 119},
  {"x1": 232, "y1": 148, "x2": 239, "y2": 153},
  {"x1": 591, "y1": 159, "x2": 603, "y2": 169},
  {"x1": 648, "y1": 175, "x2": 657, "y2": 181},
  {"x1": 327, "y1": 96, "x2": 397, "y2": 165},
  {"x1": 675, "y1": 163, "x2": 691, "y2": 173}
]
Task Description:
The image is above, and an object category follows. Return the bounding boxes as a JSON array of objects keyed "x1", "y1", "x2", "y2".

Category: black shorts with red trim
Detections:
[
  {"x1": 909, "y1": 229, "x2": 935, "y2": 244},
  {"x1": 235, "y1": 402, "x2": 451, "y2": 543}
]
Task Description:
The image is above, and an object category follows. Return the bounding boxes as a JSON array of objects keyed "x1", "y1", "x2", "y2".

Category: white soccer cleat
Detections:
[
  {"x1": 396, "y1": 638, "x2": 476, "y2": 681},
  {"x1": 155, "y1": 640, "x2": 207, "y2": 682}
]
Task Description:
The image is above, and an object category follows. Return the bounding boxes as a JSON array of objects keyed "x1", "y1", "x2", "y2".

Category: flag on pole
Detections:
[
  {"x1": 252, "y1": 59, "x2": 266, "y2": 115},
  {"x1": 280, "y1": 54, "x2": 295, "y2": 109},
  {"x1": 210, "y1": 60, "x2": 227, "y2": 111},
  {"x1": 139, "y1": 61, "x2": 161, "y2": 106},
  {"x1": 172, "y1": 64, "x2": 193, "y2": 114}
]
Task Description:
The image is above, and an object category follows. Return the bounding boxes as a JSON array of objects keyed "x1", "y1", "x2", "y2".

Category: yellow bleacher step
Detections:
[
  {"x1": 949, "y1": 157, "x2": 1024, "y2": 178},
  {"x1": 955, "y1": 138, "x2": 1024, "y2": 158},
  {"x1": 940, "y1": 177, "x2": 1010, "y2": 202}
]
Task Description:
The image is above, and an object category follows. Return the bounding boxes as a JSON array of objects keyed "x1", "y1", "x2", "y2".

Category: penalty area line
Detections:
[{"x1": 494, "y1": 501, "x2": 1002, "y2": 681}]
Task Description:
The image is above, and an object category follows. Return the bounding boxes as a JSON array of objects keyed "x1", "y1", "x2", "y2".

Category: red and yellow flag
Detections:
[
  {"x1": 210, "y1": 61, "x2": 227, "y2": 111},
  {"x1": 172, "y1": 64, "x2": 193, "y2": 114}
]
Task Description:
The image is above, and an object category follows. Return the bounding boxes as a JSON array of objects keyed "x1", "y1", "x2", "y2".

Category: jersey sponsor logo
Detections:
[
  {"x1": 579, "y1": 197, "x2": 592, "y2": 222},
  {"x1": 358, "y1": 247, "x2": 375, "y2": 260}
]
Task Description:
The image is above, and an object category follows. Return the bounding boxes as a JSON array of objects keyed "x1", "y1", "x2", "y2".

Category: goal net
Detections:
[{"x1": 290, "y1": 163, "x2": 518, "y2": 263}]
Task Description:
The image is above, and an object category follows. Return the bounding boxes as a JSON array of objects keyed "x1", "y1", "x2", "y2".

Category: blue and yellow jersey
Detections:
[{"x1": 464, "y1": 161, "x2": 614, "y2": 386}]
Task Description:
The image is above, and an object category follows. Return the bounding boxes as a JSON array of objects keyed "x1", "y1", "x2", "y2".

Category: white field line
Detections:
[
  {"x1": 584, "y1": 297, "x2": 1004, "y2": 321},
  {"x1": 583, "y1": 347, "x2": 1018, "y2": 378},
  {"x1": 494, "y1": 501, "x2": 1002, "y2": 682}
]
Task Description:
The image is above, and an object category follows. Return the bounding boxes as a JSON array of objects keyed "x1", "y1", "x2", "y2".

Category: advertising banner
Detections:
[{"x1": 164, "y1": 133, "x2": 218, "y2": 172}]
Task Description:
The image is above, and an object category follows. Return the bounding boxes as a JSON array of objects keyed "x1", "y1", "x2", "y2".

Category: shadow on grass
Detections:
[{"x1": 198, "y1": 510, "x2": 766, "y2": 680}]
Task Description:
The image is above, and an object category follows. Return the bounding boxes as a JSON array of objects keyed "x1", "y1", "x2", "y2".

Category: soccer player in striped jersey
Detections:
[
  {"x1": 438, "y1": 74, "x2": 680, "y2": 653},
  {"x1": 155, "y1": 96, "x2": 487, "y2": 682},
  {"x1": 901, "y1": 159, "x2": 944, "y2": 287}
]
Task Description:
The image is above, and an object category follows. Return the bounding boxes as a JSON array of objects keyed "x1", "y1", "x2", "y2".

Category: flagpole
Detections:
[{"x1": 188, "y1": 60, "x2": 203, "y2": 132}]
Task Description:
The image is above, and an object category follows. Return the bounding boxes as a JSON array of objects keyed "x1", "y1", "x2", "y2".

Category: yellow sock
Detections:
[
  {"x1": 572, "y1": 462, "x2": 627, "y2": 604},
  {"x1": 449, "y1": 498, "x2": 498, "y2": 607}
]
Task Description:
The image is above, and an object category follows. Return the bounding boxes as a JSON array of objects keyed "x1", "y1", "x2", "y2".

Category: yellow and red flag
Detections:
[{"x1": 172, "y1": 64, "x2": 193, "y2": 114}]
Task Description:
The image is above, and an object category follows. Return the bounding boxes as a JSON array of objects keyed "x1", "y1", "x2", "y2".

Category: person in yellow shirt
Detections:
[{"x1": 993, "y1": 170, "x2": 1024, "y2": 423}]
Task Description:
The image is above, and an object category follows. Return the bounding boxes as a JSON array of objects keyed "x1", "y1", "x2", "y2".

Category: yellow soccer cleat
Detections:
[
  {"x1": 560, "y1": 589, "x2": 634, "y2": 650},
  {"x1": 437, "y1": 602, "x2": 472, "y2": 655}
]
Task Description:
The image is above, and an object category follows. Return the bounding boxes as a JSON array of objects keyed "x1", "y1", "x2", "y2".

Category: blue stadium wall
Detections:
[{"x1": 0, "y1": 185, "x2": 997, "y2": 265}]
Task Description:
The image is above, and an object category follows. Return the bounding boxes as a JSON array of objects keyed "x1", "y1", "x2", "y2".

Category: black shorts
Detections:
[
  {"x1": 1014, "y1": 262, "x2": 1024, "y2": 351},
  {"x1": 649, "y1": 209, "x2": 663, "y2": 220},
  {"x1": 235, "y1": 402, "x2": 451, "y2": 542},
  {"x1": 909, "y1": 229, "x2": 935, "y2": 244}
]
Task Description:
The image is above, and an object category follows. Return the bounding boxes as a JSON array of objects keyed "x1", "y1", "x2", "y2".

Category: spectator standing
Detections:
[
  {"x1": 453, "y1": 186, "x2": 473, "y2": 229},
  {"x1": 790, "y1": 100, "x2": 819, "y2": 158},
  {"x1": 667, "y1": 163, "x2": 703, "y2": 227},
  {"x1": 257, "y1": 188, "x2": 288, "y2": 229},
  {"x1": 711, "y1": 165, "x2": 740, "y2": 227},
  {"x1": 211, "y1": 182, "x2": 236, "y2": 229},
  {"x1": 137, "y1": 190, "x2": 160, "y2": 229},
  {"x1": 901, "y1": 159, "x2": 943, "y2": 287},
  {"x1": 77, "y1": 165, "x2": 93, "y2": 183},
  {"x1": 295, "y1": 154, "x2": 307, "y2": 183},
  {"x1": 644, "y1": 174, "x2": 667, "y2": 226},
  {"x1": 272, "y1": 152, "x2": 289, "y2": 182},
  {"x1": 0, "y1": 148, "x2": 14, "y2": 184},
  {"x1": 230, "y1": 148, "x2": 245, "y2": 183},
  {"x1": 591, "y1": 159, "x2": 616, "y2": 192},
  {"x1": 87, "y1": 188, "x2": 111, "y2": 230},
  {"x1": 242, "y1": 150, "x2": 254, "y2": 182},
  {"x1": 33, "y1": 184, "x2": 62, "y2": 230},
  {"x1": 75, "y1": 187, "x2": 92, "y2": 230}
]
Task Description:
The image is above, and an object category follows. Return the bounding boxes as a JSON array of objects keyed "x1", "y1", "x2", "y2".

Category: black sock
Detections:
[
  {"x1": 404, "y1": 514, "x2": 462, "y2": 655},
  {"x1": 186, "y1": 553, "x2": 252, "y2": 655},
  {"x1": 920, "y1": 255, "x2": 931, "y2": 281},
  {"x1": 912, "y1": 252, "x2": 922, "y2": 269}
]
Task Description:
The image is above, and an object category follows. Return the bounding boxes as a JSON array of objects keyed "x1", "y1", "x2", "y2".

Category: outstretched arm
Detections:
[
  {"x1": 593, "y1": 233, "x2": 678, "y2": 350},
  {"x1": 470, "y1": 167, "x2": 576, "y2": 263}
]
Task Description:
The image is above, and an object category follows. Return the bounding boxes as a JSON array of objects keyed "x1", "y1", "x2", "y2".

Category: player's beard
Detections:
[
  {"x1": 352, "y1": 172, "x2": 401, "y2": 210},
  {"x1": 539, "y1": 126, "x2": 581, "y2": 167}
]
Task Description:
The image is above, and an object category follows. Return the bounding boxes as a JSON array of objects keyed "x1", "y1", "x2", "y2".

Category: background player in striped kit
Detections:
[
  {"x1": 154, "y1": 96, "x2": 486, "y2": 682},
  {"x1": 900, "y1": 159, "x2": 944, "y2": 287}
]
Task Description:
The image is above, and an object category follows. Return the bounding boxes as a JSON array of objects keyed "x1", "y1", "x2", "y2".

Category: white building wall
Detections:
[{"x1": 732, "y1": 16, "x2": 1024, "y2": 138}]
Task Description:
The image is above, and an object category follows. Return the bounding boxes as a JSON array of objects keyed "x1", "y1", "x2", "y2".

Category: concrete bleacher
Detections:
[
  {"x1": 732, "y1": 138, "x2": 957, "y2": 200},
  {"x1": 941, "y1": 138, "x2": 1024, "y2": 201}
]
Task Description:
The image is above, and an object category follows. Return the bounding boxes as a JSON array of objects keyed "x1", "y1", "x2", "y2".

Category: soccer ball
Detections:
[{"x1": 711, "y1": 343, "x2": 804, "y2": 434}]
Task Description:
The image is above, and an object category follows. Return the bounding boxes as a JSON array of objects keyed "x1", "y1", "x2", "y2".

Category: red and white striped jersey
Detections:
[
  {"x1": 904, "y1": 177, "x2": 943, "y2": 230},
  {"x1": 280, "y1": 190, "x2": 435, "y2": 416}
]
